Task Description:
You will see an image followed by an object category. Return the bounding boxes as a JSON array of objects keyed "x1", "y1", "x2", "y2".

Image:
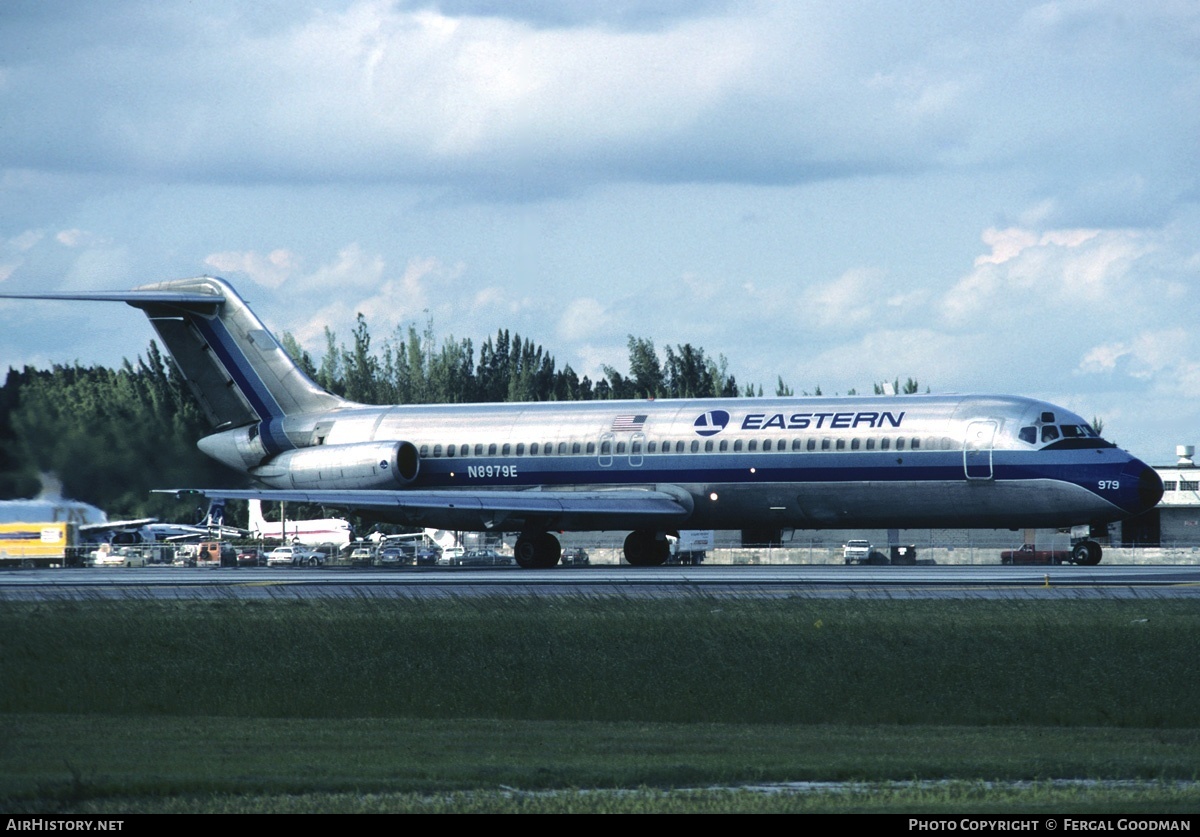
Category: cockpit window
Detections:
[
  {"x1": 1019, "y1": 426, "x2": 1037, "y2": 445},
  {"x1": 1041, "y1": 426, "x2": 1060, "y2": 443}
]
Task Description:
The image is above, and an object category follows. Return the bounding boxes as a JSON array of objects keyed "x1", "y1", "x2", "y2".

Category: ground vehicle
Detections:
[
  {"x1": 437, "y1": 546, "x2": 465, "y2": 566},
  {"x1": 265, "y1": 545, "x2": 326, "y2": 566},
  {"x1": 90, "y1": 544, "x2": 127, "y2": 567},
  {"x1": 0, "y1": 521, "x2": 76, "y2": 568},
  {"x1": 413, "y1": 545, "x2": 441, "y2": 565},
  {"x1": 196, "y1": 541, "x2": 237, "y2": 567},
  {"x1": 1000, "y1": 543, "x2": 1074, "y2": 565},
  {"x1": 236, "y1": 547, "x2": 262, "y2": 567},
  {"x1": 376, "y1": 546, "x2": 407, "y2": 566},
  {"x1": 840, "y1": 542, "x2": 878, "y2": 561},
  {"x1": 348, "y1": 544, "x2": 374, "y2": 565},
  {"x1": 560, "y1": 547, "x2": 590, "y2": 566},
  {"x1": 455, "y1": 548, "x2": 513, "y2": 566}
]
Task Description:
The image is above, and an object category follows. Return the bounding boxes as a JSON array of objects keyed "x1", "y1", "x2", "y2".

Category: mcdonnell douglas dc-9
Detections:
[{"x1": 2, "y1": 276, "x2": 1163, "y2": 567}]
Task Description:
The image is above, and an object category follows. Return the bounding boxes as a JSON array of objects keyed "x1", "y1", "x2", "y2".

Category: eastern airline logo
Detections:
[{"x1": 693, "y1": 410, "x2": 730, "y2": 437}]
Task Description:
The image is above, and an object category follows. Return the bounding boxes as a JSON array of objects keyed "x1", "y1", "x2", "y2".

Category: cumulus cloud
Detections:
[
  {"x1": 556, "y1": 297, "x2": 610, "y2": 341},
  {"x1": 943, "y1": 226, "x2": 1152, "y2": 326},
  {"x1": 204, "y1": 248, "x2": 300, "y2": 288}
]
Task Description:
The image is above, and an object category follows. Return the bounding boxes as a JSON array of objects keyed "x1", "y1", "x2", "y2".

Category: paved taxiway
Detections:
[{"x1": 2, "y1": 564, "x2": 1198, "y2": 601}]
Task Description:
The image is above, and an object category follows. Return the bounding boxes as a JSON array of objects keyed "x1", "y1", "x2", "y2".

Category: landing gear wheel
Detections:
[
  {"x1": 1071, "y1": 541, "x2": 1102, "y2": 566},
  {"x1": 623, "y1": 530, "x2": 669, "y2": 566},
  {"x1": 514, "y1": 532, "x2": 561, "y2": 569}
]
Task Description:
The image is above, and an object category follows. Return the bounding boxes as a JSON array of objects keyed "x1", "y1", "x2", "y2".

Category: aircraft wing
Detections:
[
  {"x1": 158, "y1": 487, "x2": 695, "y2": 532},
  {"x1": 78, "y1": 518, "x2": 158, "y2": 533}
]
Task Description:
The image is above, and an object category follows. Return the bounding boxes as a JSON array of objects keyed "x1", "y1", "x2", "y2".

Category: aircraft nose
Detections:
[{"x1": 1123, "y1": 459, "x2": 1164, "y2": 514}]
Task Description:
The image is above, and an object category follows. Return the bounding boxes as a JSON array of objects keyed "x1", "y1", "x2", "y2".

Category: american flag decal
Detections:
[{"x1": 611, "y1": 414, "x2": 647, "y2": 431}]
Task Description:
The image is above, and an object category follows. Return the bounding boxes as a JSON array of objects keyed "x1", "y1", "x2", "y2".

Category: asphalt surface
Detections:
[{"x1": 2, "y1": 563, "x2": 1199, "y2": 601}]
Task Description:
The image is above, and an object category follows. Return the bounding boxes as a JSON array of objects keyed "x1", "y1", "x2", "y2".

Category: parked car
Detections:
[
  {"x1": 560, "y1": 547, "x2": 590, "y2": 566},
  {"x1": 348, "y1": 544, "x2": 375, "y2": 565},
  {"x1": 266, "y1": 545, "x2": 326, "y2": 567},
  {"x1": 437, "y1": 547, "x2": 465, "y2": 566},
  {"x1": 456, "y1": 548, "x2": 513, "y2": 566},
  {"x1": 376, "y1": 546, "x2": 408, "y2": 566},
  {"x1": 236, "y1": 547, "x2": 262, "y2": 567}
]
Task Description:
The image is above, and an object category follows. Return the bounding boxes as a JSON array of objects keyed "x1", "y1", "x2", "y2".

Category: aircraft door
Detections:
[
  {"x1": 629, "y1": 432, "x2": 645, "y2": 467},
  {"x1": 963, "y1": 420, "x2": 997, "y2": 480}
]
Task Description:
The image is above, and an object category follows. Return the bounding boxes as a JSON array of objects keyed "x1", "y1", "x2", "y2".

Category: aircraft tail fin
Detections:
[
  {"x1": 247, "y1": 498, "x2": 267, "y2": 536},
  {"x1": 126, "y1": 276, "x2": 344, "y2": 429}
]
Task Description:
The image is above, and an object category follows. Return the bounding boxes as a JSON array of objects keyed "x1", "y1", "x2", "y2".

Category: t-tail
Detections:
[
  {"x1": 127, "y1": 277, "x2": 343, "y2": 433},
  {"x1": 1, "y1": 276, "x2": 345, "y2": 469}
]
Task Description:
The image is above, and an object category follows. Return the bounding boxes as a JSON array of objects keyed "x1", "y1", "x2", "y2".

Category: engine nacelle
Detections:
[{"x1": 250, "y1": 440, "x2": 420, "y2": 490}]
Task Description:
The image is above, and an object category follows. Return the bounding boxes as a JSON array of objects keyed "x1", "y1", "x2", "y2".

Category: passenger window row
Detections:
[{"x1": 417, "y1": 436, "x2": 959, "y2": 458}]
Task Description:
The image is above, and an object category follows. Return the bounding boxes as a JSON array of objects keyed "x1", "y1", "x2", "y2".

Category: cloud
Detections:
[
  {"x1": 204, "y1": 249, "x2": 300, "y2": 289},
  {"x1": 556, "y1": 297, "x2": 610, "y2": 341},
  {"x1": 943, "y1": 226, "x2": 1151, "y2": 325}
]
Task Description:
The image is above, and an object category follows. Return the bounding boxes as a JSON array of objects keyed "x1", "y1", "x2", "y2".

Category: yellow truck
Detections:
[{"x1": 0, "y1": 521, "x2": 76, "y2": 568}]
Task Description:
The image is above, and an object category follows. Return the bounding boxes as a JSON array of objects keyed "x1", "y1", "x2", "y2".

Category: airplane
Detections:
[
  {"x1": 0, "y1": 474, "x2": 239, "y2": 543},
  {"x1": 247, "y1": 498, "x2": 353, "y2": 547},
  {"x1": 1, "y1": 275, "x2": 1164, "y2": 567}
]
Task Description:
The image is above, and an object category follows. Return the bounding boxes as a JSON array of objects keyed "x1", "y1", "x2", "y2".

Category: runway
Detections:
[{"x1": 2, "y1": 563, "x2": 1199, "y2": 601}]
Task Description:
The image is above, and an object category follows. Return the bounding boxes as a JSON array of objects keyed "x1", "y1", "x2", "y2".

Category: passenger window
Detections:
[
  {"x1": 585, "y1": 442, "x2": 595, "y2": 454},
  {"x1": 516, "y1": 443, "x2": 525, "y2": 456},
  {"x1": 676, "y1": 441, "x2": 685, "y2": 453},
  {"x1": 866, "y1": 439, "x2": 875, "y2": 450},
  {"x1": 778, "y1": 439, "x2": 786, "y2": 451},
  {"x1": 600, "y1": 441, "x2": 611, "y2": 454},
  {"x1": 896, "y1": 438, "x2": 905, "y2": 451},
  {"x1": 762, "y1": 439, "x2": 771, "y2": 452},
  {"x1": 748, "y1": 440, "x2": 758, "y2": 451},
  {"x1": 460, "y1": 444, "x2": 469, "y2": 456},
  {"x1": 807, "y1": 439, "x2": 816, "y2": 451},
  {"x1": 446, "y1": 445, "x2": 455, "y2": 458},
  {"x1": 474, "y1": 444, "x2": 483, "y2": 456},
  {"x1": 558, "y1": 442, "x2": 567, "y2": 454},
  {"x1": 690, "y1": 440, "x2": 700, "y2": 453},
  {"x1": 433, "y1": 444, "x2": 442, "y2": 457},
  {"x1": 616, "y1": 441, "x2": 626, "y2": 453},
  {"x1": 734, "y1": 440, "x2": 743, "y2": 452},
  {"x1": 704, "y1": 440, "x2": 713, "y2": 452},
  {"x1": 488, "y1": 443, "x2": 497, "y2": 455},
  {"x1": 850, "y1": 439, "x2": 860, "y2": 451},
  {"x1": 648, "y1": 441, "x2": 657, "y2": 453},
  {"x1": 529, "y1": 443, "x2": 538, "y2": 455},
  {"x1": 836, "y1": 439, "x2": 846, "y2": 451},
  {"x1": 719, "y1": 440, "x2": 729, "y2": 452},
  {"x1": 502, "y1": 443, "x2": 511, "y2": 455},
  {"x1": 911, "y1": 438, "x2": 920, "y2": 450},
  {"x1": 880, "y1": 438, "x2": 889, "y2": 450},
  {"x1": 821, "y1": 439, "x2": 831, "y2": 451},
  {"x1": 792, "y1": 439, "x2": 802, "y2": 451},
  {"x1": 420, "y1": 445, "x2": 429, "y2": 456}
]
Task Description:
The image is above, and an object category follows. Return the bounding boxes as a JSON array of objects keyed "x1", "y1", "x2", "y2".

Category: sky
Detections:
[{"x1": 1, "y1": 0, "x2": 1198, "y2": 462}]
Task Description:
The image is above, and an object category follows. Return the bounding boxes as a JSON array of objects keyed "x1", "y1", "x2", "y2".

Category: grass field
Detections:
[{"x1": 1, "y1": 595, "x2": 1198, "y2": 812}]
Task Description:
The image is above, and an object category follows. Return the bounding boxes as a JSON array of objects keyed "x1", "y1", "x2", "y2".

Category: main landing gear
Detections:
[
  {"x1": 514, "y1": 531, "x2": 561, "y2": 569},
  {"x1": 510, "y1": 528, "x2": 673, "y2": 568},
  {"x1": 1071, "y1": 540, "x2": 1102, "y2": 566}
]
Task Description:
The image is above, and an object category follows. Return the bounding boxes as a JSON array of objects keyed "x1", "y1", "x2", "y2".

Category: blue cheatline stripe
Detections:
[
  {"x1": 191, "y1": 311, "x2": 295, "y2": 455},
  {"x1": 411, "y1": 451, "x2": 1127, "y2": 493}
]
